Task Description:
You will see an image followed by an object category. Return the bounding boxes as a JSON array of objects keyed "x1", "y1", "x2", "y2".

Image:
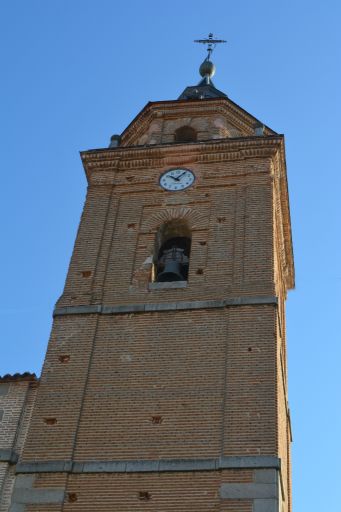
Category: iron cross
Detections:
[{"x1": 194, "y1": 33, "x2": 226, "y2": 60}]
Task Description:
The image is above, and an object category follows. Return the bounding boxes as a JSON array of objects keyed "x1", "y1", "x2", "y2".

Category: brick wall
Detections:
[
  {"x1": 11, "y1": 97, "x2": 293, "y2": 511},
  {"x1": 57, "y1": 158, "x2": 277, "y2": 309},
  {"x1": 0, "y1": 378, "x2": 37, "y2": 511}
]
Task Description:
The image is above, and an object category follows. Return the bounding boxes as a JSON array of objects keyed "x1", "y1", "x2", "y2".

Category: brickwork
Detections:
[
  {"x1": 8, "y1": 467, "x2": 282, "y2": 511},
  {"x1": 22, "y1": 305, "x2": 279, "y2": 463},
  {"x1": 119, "y1": 99, "x2": 275, "y2": 148},
  {"x1": 18, "y1": 469, "x2": 268, "y2": 511},
  {"x1": 56, "y1": 158, "x2": 279, "y2": 309},
  {"x1": 0, "y1": 378, "x2": 37, "y2": 511},
  {"x1": 0, "y1": 466, "x2": 15, "y2": 512},
  {"x1": 4, "y1": 95, "x2": 294, "y2": 512}
]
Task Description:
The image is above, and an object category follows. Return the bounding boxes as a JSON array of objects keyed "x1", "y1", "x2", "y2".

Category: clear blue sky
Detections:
[{"x1": 1, "y1": 1, "x2": 340, "y2": 510}]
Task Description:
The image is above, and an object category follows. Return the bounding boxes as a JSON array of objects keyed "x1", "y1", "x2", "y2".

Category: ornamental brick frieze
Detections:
[
  {"x1": 198, "y1": 147, "x2": 277, "y2": 164},
  {"x1": 141, "y1": 205, "x2": 210, "y2": 233},
  {"x1": 82, "y1": 137, "x2": 283, "y2": 180},
  {"x1": 162, "y1": 154, "x2": 198, "y2": 167},
  {"x1": 90, "y1": 135, "x2": 283, "y2": 162},
  {"x1": 271, "y1": 157, "x2": 294, "y2": 290}
]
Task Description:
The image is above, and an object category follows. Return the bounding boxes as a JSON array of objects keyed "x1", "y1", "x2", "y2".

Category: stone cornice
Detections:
[
  {"x1": 16, "y1": 456, "x2": 281, "y2": 474},
  {"x1": 54, "y1": 296, "x2": 278, "y2": 317}
]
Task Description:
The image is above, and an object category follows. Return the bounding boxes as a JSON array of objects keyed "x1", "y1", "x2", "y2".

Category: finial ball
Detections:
[{"x1": 199, "y1": 59, "x2": 216, "y2": 78}]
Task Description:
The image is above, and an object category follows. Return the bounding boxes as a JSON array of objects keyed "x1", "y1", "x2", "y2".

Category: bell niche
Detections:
[{"x1": 154, "y1": 220, "x2": 191, "y2": 282}]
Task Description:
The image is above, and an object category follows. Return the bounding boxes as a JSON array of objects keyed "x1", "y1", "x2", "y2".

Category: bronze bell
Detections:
[{"x1": 157, "y1": 247, "x2": 189, "y2": 282}]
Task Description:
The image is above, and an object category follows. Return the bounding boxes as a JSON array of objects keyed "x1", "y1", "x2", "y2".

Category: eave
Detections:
[{"x1": 119, "y1": 97, "x2": 277, "y2": 147}]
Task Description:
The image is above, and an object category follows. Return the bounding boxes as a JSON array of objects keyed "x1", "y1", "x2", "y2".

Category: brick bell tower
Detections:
[{"x1": 9, "y1": 36, "x2": 294, "y2": 511}]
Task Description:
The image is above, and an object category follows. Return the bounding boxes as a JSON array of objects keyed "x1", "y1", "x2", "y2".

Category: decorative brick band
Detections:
[
  {"x1": 0, "y1": 448, "x2": 18, "y2": 464},
  {"x1": 16, "y1": 456, "x2": 280, "y2": 474},
  {"x1": 53, "y1": 296, "x2": 278, "y2": 317}
]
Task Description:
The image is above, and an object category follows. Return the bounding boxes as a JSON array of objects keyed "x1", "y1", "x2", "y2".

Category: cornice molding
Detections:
[
  {"x1": 271, "y1": 146, "x2": 295, "y2": 290},
  {"x1": 53, "y1": 296, "x2": 278, "y2": 317},
  {"x1": 81, "y1": 136, "x2": 283, "y2": 178},
  {"x1": 16, "y1": 456, "x2": 281, "y2": 474}
]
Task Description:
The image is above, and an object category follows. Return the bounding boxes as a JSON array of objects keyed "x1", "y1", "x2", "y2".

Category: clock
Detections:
[{"x1": 159, "y1": 168, "x2": 195, "y2": 191}]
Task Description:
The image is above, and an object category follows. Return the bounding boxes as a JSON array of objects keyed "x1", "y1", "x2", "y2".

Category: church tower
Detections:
[{"x1": 6, "y1": 37, "x2": 294, "y2": 511}]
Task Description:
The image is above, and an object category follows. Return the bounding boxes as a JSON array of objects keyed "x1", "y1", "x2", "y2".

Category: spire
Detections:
[
  {"x1": 178, "y1": 33, "x2": 227, "y2": 100},
  {"x1": 195, "y1": 33, "x2": 226, "y2": 86}
]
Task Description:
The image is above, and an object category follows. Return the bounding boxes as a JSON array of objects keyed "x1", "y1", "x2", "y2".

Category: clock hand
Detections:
[{"x1": 170, "y1": 172, "x2": 187, "y2": 182}]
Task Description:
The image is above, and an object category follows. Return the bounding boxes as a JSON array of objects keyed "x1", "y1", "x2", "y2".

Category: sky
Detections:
[{"x1": 1, "y1": 0, "x2": 341, "y2": 510}]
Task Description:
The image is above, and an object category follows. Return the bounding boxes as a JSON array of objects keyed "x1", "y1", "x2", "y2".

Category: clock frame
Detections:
[{"x1": 159, "y1": 168, "x2": 195, "y2": 191}]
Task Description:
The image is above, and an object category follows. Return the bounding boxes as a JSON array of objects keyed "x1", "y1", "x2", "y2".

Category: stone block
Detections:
[
  {"x1": 0, "y1": 383, "x2": 10, "y2": 396},
  {"x1": 13, "y1": 475, "x2": 35, "y2": 489},
  {"x1": 148, "y1": 281, "x2": 187, "y2": 290},
  {"x1": 220, "y1": 483, "x2": 277, "y2": 499},
  {"x1": 126, "y1": 460, "x2": 159, "y2": 472},
  {"x1": 12, "y1": 488, "x2": 65, "y2": 504},
  {"x1": 219, "y1": 456, "x2": 280, "y2": 469},
  {"x1": 254, "y1": 469, "x2": 278, "y2": 483},
  {"x1": 253, "y1": 498, "x2": 279, "y2": 512}
]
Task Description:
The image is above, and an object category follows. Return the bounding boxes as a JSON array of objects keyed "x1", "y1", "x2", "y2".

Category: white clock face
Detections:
[{"x1": 159, "y1": 168, "x2": 195, "y2": 191}]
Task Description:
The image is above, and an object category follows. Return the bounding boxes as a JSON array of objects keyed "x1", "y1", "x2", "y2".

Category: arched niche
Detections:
[
  {"x1": 174, "y1": 126, "x2": 197, "y2": 143},
  {"x1": 153, "y1": 220, "x2": 191, "y2": 282}
]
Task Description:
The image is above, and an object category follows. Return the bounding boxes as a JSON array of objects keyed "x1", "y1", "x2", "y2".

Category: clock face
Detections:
[{"x1": 159, "y1": 168, "x2": 195, "y2": 191}]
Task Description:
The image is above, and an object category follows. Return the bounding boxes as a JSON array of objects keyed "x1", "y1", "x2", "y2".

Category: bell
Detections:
[
  {"x1": 157, "y1": 246, "x2": 189, "y2": 283},
  {"x1": 157, "y1": 260, "x2": 184, "y2": 282}
]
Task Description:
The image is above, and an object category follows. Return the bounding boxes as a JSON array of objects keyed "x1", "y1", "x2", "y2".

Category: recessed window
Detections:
[{"x1": 174, "y1": 126, "x2": 197, "y2": 143}]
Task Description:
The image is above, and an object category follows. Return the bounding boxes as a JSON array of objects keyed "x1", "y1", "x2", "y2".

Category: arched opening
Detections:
[
  {"x1": 174, "y1": 126, "x2": 197, "y2": 143},
  {"x1": 153, "y1": 220, "x2": 191, "y2": 283}
]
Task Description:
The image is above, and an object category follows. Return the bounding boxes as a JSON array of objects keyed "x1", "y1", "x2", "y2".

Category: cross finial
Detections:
[{"x1": 194, "y1": 33, "x2": 226, "y2": 61}]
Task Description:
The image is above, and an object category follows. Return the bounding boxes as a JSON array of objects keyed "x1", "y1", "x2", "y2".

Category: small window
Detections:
[{"x1": 174, "y1": 126, "x2": 197, "y2": 143}]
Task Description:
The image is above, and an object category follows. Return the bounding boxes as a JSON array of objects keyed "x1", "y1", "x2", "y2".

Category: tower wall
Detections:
[
  {"x1": 56, "y1": 154, "x2": 276, "y2": 309},
  {"x1": 7, "y1": 99, "x2": 293, "y2": 512}
]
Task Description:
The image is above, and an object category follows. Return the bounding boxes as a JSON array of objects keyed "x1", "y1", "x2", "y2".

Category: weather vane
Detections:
[{"x1": 194, "y1": 33, "x2": 226, "y2": 61}]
